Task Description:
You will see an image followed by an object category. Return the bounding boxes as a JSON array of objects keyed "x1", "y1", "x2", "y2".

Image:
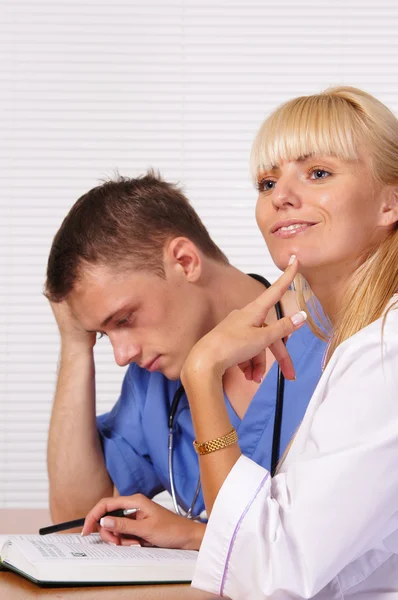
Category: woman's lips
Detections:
[{"x1": 272, "y1": 221, "x2": 317, "y2": 238}]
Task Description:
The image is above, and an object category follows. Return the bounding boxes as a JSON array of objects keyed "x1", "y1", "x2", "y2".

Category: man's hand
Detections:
[
  {"x1": 82, "y1": 494, "x2": 205, "y2": 551},
  {"x1": 49, "y1": 300, "x2": 96, "y2": 350}
]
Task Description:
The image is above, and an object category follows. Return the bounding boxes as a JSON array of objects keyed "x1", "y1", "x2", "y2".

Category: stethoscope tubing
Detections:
[
  {"x1": 254, "y1": 274, "x2": 286, "y2": 477},
  {"x1": 169, "y1": 385, "x2": 202, "y2": 518}
]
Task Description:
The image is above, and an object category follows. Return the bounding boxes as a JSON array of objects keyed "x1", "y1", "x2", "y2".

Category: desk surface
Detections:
[{"x1": 0, "y1": 510, "x2": 225, "y2": 600}]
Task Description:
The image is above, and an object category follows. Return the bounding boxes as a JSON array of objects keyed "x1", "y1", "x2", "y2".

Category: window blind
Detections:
[{"x1": 1, "y1": 0, "x2": 397, "y2": 507}]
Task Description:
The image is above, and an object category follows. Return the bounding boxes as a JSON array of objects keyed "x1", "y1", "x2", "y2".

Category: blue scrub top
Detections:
[{"x1": 97, "y1": 322, "x2": 325, "y2": 515}]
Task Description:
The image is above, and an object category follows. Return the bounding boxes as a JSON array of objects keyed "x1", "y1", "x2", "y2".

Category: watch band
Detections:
[{"x1": 193, "y1": 427, "x2": 238, "y2": 455}]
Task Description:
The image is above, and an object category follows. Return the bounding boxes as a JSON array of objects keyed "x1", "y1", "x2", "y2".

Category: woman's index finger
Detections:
[
  {"x1": 83, "y1": 497, "x2": 126, "y2": 534},
  {"x1": 249, "y1": 258, "x2": 298, "y2": 322}
]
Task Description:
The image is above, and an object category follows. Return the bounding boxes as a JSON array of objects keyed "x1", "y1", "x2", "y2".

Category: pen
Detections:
[{"x1": 39, "y1": 508, "x2": 139, "y2": 535}]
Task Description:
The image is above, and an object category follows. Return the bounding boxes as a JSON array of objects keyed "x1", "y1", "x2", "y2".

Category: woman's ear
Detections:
[
  {"x1": 378, "y1": 186, "x2": 398, "y2": 228},
  {"x1": 163, "y1": 237, "x2": 202, "y2": 282}
]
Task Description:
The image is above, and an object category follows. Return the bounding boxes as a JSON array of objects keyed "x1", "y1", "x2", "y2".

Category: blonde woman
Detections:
[{"x1": 181, "y1": 87, "x2": 398, "y2": 598}]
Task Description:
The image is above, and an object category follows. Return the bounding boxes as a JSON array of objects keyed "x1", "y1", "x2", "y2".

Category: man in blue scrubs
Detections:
[{"x1": 45, "y1": 172, "x2": 325, "y2": 524}]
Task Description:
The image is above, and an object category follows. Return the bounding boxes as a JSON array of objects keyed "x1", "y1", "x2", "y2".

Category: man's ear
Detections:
[
  {"x1": 164, "y1": 237, "x2": 202, "y2": 282},
  {"x1": 379, "y1": 185, "x2": 398, "y2": 228}
]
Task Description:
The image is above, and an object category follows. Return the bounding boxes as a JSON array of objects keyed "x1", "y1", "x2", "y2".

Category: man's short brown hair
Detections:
[{"x1": 45, "y1": 171, "x2": 228, "y2": 301}]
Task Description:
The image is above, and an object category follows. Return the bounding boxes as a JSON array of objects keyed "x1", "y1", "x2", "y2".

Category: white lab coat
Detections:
[{"x1": 193, "y1": 301, "x2": 398, "y2": 599}]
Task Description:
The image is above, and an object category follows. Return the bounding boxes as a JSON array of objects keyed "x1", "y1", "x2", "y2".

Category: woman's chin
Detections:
[
  {"x1": 272, "y1": 250, "x2": 315, "y2": 273},
  {"x1": 273, "y1": 253, "x2": 301, "y2": 272}
]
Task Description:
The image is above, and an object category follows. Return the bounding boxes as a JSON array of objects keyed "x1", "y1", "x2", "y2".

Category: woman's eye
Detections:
[
  {"x1": 97, "y1": 331, "x2": 107, "y2": 340},
  {"x1": 310, "y1": 169, "x2": 330, "y2": 180},
  {"x1": 257, "y1": 179, "x2": 276, "y2": 192}
]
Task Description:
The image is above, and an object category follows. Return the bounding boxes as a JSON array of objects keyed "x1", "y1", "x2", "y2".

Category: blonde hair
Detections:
[{"x1": 251, "y1": 86, "x2": 398, "y2": 364}]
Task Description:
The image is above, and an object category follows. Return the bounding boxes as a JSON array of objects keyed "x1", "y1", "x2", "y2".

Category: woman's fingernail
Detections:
[
  {"x1": 80, "y1": 530, "x2": 85, "y2": 537},
  {"x1": 291, "y1": 310, "x2": 307, "y2": 326},
  {"x1": 288, "y1": 254, "x2": 297, "y2": 265},
  {"x1": 128, "y1": 541, "x2": 141, "y2": 546},
  {"x1": 100, "y1": 517, "x2": 115, "y2": 528}
]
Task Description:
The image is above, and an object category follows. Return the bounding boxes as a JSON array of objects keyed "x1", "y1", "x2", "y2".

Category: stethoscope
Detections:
[{"x1": 168, "y1": 274, "x2": 285, "y2": 520}]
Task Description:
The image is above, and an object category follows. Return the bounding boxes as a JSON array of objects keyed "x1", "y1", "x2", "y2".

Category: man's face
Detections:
[{"x1": 67, "y1": 263, "x2": 212, "y2": 380}]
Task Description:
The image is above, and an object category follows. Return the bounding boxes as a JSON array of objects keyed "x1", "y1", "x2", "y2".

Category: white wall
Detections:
[{"x1": 1, "y1": 0, "x2": 397, "y2": 507}]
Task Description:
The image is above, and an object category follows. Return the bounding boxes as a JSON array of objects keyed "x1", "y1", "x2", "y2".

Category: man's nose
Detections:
[
  {"x1": 111, "y1": 336, "x2": 141, "y2": 367},
  {"x1": 272, "y1": 175, "x2": 302, "y2": 210}
]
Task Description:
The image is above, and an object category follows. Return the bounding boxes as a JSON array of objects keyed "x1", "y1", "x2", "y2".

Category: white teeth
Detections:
[{"x1": 279, "y1": 224, "x2": 305, "y2": 232}]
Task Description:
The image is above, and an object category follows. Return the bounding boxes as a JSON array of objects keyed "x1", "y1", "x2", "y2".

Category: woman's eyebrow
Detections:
[
  {"x1": 258, "y1": 153, "x2": 333, "y2": 177},
  {"x1": 260, "y1": 155, "x2": 314, "y2": 173},
  {"x1": 257, "y1": 165, "x2": 279, "y2": 177},
  {"x1": 299, "y1": 153, "x2": 345, "y2": 163},
  {"x1": 297, "y1": 154, "x2": 314, "y2": 162}
]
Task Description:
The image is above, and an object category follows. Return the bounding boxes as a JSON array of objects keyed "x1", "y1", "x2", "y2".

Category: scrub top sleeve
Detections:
[
  {"x1": 96, "y1": 364, "x2": 163, "y2": 498},
  {"x1": 193, "y1": 311, "x2": 398, "y2": 599}
]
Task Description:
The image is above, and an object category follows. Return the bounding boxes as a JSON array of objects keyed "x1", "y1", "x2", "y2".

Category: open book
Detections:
[{"x1": 0, "y1": 533, "x2": 197, "y2": 586}]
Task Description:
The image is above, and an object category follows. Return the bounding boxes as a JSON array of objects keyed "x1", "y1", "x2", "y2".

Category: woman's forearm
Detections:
[
  {"x1": 182, "y1": 260, "x2": 302, "y2": 514},
  {"x1": 182, "y1": 360, "x2": 241, "y2": 515}
]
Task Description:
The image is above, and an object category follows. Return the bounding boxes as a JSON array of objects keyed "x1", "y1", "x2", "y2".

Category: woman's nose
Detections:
[{"x1": 272, "y1": 175, "x2": 302, "y2": 210}]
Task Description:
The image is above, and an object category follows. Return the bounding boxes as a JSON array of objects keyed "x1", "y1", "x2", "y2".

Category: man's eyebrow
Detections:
[
  {"x1": 100, "y1": 312, "x2": 117, "y2": 329},
  {"x1": 85, "y1": 305, "x2": 131, "y2": 333},
  {"x1": 85, "y1": 314, "x2": 114, "y2": 333}
]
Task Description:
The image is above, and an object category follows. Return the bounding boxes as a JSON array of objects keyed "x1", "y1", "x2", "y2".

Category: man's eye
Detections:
[
  {"x1": 116, "y1": 313, "x2": 132, "y2": 327},
  {"x1": 310, "y1": 169, "x2": 330, "y2": 180},
  {"x1": 257, "y1": 179, "x2": 276, "y2": 192}
]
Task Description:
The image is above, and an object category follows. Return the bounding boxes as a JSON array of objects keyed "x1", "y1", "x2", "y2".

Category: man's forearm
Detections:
[{"x1": 47, "y1": 345, "x2": 113, "y2": 522}]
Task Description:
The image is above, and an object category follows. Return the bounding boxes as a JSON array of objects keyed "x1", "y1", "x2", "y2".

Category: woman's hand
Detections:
[
  {"x1": 82, "y1": 494, "x2": 205, "y2": 551},
  {"x1": 181, "y1": 257, "x2": 306, "y2": 387}
]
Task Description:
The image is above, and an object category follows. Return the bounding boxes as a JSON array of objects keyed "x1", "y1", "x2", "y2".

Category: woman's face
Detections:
[{"x1": 255, "y1": 151, "x2": 387, "y2": 277}]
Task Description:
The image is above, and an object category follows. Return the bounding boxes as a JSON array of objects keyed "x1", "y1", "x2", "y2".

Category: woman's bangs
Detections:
[{"x1": 251, "y1": 95, "x2": 361, "y2": 179}]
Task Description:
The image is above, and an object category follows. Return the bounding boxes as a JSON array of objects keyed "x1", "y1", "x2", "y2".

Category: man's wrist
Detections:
[{"x1": 60, "y1": 340, "x2": 95, "y2": 359}]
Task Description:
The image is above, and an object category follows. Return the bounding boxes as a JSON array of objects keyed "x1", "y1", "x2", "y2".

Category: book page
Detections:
[
  {"x1": 2, "y1": 534, "x2": 197, "y2": 564},
  {"x1": 0, "y1": 535, "x2": 9, "y2": 548}
]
